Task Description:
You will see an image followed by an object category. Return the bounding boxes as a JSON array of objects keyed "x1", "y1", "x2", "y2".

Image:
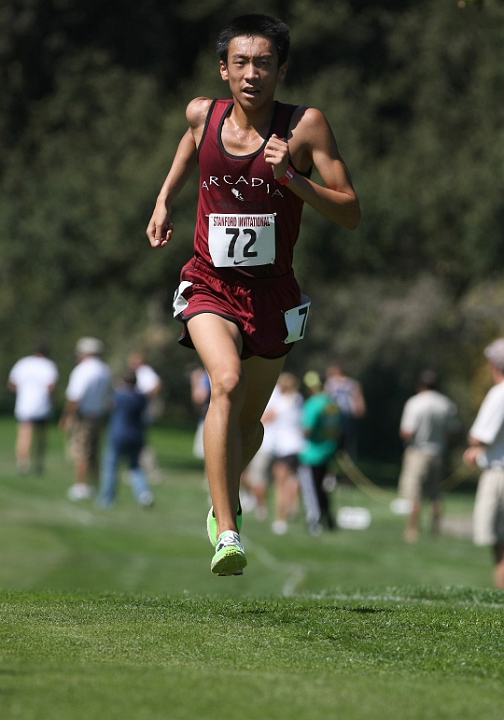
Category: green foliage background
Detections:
[{"x1": 1, "y1": 0, "x2": 503, "y2": 460}]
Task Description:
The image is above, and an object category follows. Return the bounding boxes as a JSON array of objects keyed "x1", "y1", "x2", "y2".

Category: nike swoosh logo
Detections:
[{"x1": 233, "y1": 259, "x2": 248, "y2": 265}]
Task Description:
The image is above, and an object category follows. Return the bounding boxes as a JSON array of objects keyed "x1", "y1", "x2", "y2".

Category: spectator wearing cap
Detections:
[
  {"x1": 59, "y1": 337, "x2": 112, "y2": 500},
  {"x1": 398, "y1": 369, "x2": 459, "y2": 542},
  {"x1": 298, "y1": 371, "x2": 341, "y2": 535},
  {"x1": 463, "y1": 338, "x2": 504, "y2": 588}
]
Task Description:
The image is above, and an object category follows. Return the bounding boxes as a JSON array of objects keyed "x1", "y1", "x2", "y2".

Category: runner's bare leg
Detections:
[{"x1": 187, "y1": 313, "x2": 284, "y2": 537}]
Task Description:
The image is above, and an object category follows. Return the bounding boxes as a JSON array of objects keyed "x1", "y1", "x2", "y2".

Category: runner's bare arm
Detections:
[
  {"x1": 146, "y1": 97, "x2": 214, "y2": 248},
  {"x1": 146, "y1": 128, "x2": 198, "y2": 248},
  {"x1": 263, "y1": 108, "x2": 361, "y2": 230}
]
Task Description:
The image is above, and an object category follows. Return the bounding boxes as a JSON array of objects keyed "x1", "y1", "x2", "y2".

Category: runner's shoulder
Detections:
[
  {"x1": 290, "y1": 106, "x2": 331, "y2": 137},
  {"x1": 186, "y1": 97, "x2": 214, "y2": 130}
]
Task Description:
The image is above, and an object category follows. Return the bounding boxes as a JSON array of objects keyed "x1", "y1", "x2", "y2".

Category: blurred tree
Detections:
[
  {"x1": 291, "y1": 0, "x2": 504, "y2": 292},
  {"x1": 0, "y1": 0, "x2": 228, "y2": 149}
]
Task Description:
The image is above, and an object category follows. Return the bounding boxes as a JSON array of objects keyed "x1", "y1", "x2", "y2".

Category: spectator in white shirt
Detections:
[
  {"x1": 463, "y1": 338, "x2": 504, "y2": 588},
  {"x1": 267, "y1": 373, "x2": 304, "y2": 535},
  {"x1": 60, "y1": 337, "x2": 111, "y2": 500},
  {"x1": 7, "y1": 343, "x2": 58, "y2": 474},
  {"x1": 398, "y1": 369, "x2": 459, "y2": 542}
]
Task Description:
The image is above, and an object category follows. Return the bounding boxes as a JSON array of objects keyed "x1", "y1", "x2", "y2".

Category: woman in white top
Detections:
[{"x1": 266, "y1": 372, "x2": 304, "y2": 534}]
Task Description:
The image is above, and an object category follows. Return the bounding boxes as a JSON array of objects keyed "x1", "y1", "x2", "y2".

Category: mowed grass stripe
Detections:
[
  {"x1": 0, "y1": 590, "x2": 503, "y2": 720},
  {"x1": 1, "y1": 663, "x2": 501, "y2": 720},
  {"x1": 0, "y1": 590, "x2": 502, "y2": 676}
]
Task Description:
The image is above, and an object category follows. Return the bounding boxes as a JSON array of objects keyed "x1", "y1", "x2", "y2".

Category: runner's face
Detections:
[{"x1": 220, "y1": 35, "x2": 287, "y2": 108}]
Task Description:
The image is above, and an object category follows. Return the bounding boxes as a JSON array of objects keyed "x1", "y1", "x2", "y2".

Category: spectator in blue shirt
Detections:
[{"x1": 98, "y1": 370, "x2": 154, "y2": 508}]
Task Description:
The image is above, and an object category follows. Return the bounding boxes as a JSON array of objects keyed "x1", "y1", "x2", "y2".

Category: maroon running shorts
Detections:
[{"x1": 173, "y1": 257, "x2": 305, "y2": 360}]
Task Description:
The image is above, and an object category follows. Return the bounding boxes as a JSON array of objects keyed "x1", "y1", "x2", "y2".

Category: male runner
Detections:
[{"x1": 146, "y1": 14, "x2": 360, "y2": 575}]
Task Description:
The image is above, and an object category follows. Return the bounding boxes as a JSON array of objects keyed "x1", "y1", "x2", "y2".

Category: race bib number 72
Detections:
[{"x1": 208, "y1": 213, "x2": 276, "y2": 267}]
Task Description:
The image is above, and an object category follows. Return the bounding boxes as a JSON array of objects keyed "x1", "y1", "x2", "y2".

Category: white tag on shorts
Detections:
[
  {"x1": 208, "y1": 213, "x2": 276, "y2": 267},
  {"x1": 173, "y1": 280, "x2": 193, "y2": 317},
  {"x1": 283, "y1": 295, "x2": 311, "y2": 343}
]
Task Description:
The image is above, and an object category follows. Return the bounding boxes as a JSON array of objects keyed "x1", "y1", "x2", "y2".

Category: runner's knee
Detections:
[{"x1": 210, "y1": 368, "x2": 245, "y2": 406}]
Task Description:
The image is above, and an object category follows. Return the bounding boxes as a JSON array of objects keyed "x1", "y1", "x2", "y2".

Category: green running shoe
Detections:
[
  {"x1": 211, "y1": 531, "x2": 247, "y2": 576},
  {"x1": 206, "y1": 501, "x2": 243, "y2": 547}
]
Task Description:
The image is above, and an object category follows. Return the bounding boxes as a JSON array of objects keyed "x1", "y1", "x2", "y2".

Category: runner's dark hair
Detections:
[{"x1": 217, "y1": 14, "x2": 291, "y2": 66}]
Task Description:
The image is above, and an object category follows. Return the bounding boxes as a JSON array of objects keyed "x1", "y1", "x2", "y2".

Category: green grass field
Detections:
[{"x1": 0, "y1": 417, "x2": 503, "y2": 719}]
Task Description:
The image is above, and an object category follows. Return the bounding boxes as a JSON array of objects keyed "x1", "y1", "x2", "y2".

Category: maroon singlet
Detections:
[{"x1": 194, "y1": 99, "x2": 308, "y2": 278}]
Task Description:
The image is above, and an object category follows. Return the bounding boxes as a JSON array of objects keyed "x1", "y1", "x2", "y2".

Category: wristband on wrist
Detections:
[{"x1": 277, "y1": 165, "x2": 295, "y2": 185}]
